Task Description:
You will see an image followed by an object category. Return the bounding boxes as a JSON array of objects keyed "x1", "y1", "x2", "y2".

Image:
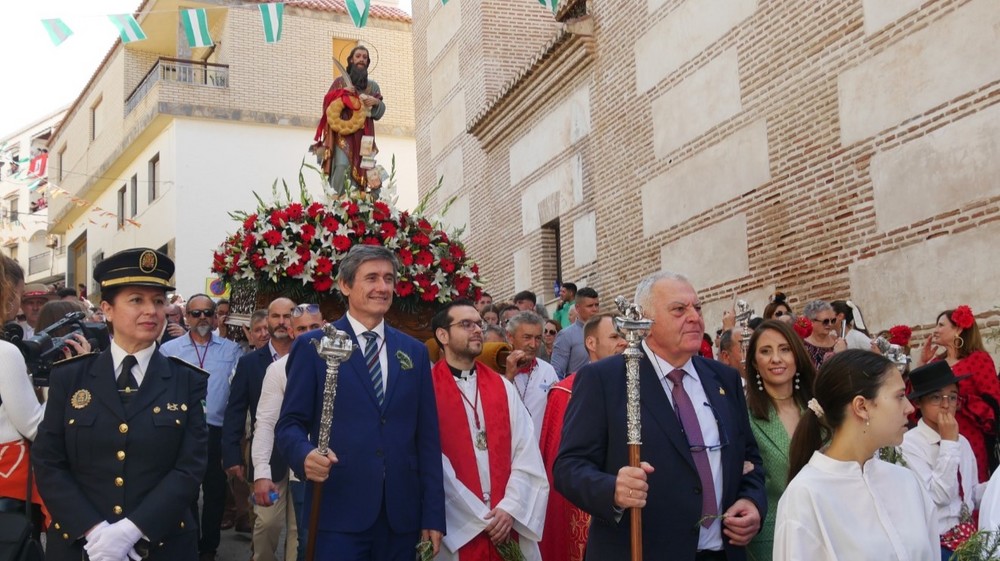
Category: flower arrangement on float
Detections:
[{"x1": 210, "y1": 173, "x2": 482, "y2": 313}]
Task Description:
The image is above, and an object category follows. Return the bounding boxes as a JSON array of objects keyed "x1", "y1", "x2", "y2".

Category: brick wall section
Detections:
[{"x1": 411, "y1": 0, "x2": 1000, "y2": 339}]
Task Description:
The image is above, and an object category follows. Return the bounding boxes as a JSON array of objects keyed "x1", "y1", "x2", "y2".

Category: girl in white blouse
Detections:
[{"x1": 774, "y1": 350, "x2": 938, "y2": 561}]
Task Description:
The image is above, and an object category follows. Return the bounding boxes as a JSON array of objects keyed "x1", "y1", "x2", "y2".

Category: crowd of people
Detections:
[{"x1": 2, "y1": 246, "x2": 1000, "y2": 561}]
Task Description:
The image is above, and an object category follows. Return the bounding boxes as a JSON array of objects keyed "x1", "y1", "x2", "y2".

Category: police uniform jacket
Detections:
[{"x1": 32, "y1": 348, "x2": 208, "y2": 561}]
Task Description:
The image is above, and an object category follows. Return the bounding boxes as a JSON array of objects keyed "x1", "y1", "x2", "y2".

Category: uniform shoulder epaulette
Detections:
[
  {"x1": 52, "y1": 352, "x2": 98, "y2": 368},
  {"x1": 167, "y1": 355, "x2": 210, "y2": 377}
]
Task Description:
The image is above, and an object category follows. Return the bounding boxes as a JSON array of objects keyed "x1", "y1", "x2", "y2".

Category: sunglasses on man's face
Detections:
[{"x1": 187, "y1": 309, "x2": 215, "y2": 318}]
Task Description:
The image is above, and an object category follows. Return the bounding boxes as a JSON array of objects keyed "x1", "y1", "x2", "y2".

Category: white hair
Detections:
[{"x1": 633, "y1": 270, "x2": 689, "y2": 316}]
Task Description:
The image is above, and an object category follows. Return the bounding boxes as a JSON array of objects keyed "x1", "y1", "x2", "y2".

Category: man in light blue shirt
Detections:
[
  {"x1": 550, "y1": 287, "x2": 600, "y2": 379},
  {"x1": 160, "y1": 293, "x2": 242, "y2": 561}
]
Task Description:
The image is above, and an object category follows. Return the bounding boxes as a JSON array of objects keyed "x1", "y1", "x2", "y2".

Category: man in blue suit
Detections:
[
  {"x1": 276, "y1": 245, "x2": 445, "y2": 560},
  {"x1": 554, "y1": 271, "x2": 766, "y2": 561}
]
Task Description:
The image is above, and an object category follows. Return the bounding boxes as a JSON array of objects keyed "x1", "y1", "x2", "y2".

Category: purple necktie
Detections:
[{"x1": 667, "y1": 369, "x2": 718, "y2": 528}]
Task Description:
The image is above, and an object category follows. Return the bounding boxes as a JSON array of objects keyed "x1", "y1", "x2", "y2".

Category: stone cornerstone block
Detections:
[
  {"x1": 659, "y1": 214, "x2": 750, "y2": 291},
  {"x1": 573, "y1": 211, "x2": 597, "y2": 268},
  {"x1": 508, "y1": 85, "x2": 592, "y2": 187}
]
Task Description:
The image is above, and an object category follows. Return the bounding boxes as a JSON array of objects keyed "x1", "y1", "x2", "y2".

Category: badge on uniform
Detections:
[
  {"x1": 70, "y1": 389, "x2": 92, "y2": 409},
  {"x1": 167, "y1": 403, "x2": 179, "y2": 412},
  {"x1": 719, "y1": 388, "x2": 726, "y2": 396}
]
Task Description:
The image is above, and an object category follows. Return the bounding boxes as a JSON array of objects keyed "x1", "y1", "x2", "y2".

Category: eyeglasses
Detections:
[
  {"x1": 544, "y1": 329, "x2": 558, "y2": 336},
  {"x1": 292, "y1": 304, "x2": 321, "y2": 318},
  {"x1": 187, "y1": 309, "x2": 215, "y2": 318},
  {"x1": 812, "y1": 318, "x2": 837, "y2": 326},
  {"x1": 924, "y1": 394, "x2": 965, "y2": 408},
  {"x1": 680, "y1": 402, "x2": 730, "y2": 453},
  {"x1": 448, "y1": 319, "x2": 486, "y2": 332}
]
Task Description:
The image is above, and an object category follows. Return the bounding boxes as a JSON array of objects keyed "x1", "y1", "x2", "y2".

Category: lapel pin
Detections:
[
  {"x1": 167, "y1": 403, "x2": 179, "y2": 412},
  {"x1": 719, "y1": 388, "x2": 726, "y2": 396}
]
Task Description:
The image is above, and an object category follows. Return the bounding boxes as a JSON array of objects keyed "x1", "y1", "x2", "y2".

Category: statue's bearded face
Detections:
[{"x1": 349, "y1": 63, "x2": 369, "y2": 91}]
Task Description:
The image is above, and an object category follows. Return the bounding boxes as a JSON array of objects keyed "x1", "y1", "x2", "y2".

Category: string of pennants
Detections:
[
  {"x1": 39, "y1": 0, "x2": 561, "y2": 48},
  {"x1": 0, "y1": 149, "x2": 143, "y2": 245}
]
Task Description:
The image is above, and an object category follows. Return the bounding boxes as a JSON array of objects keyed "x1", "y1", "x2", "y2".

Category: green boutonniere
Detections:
[{"x1": 396, "y1": 350, "x2": 414, "y2": 370}]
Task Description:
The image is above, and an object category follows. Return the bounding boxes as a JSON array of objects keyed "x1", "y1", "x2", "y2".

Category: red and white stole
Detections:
[{"x1": 431, "y1": 360, "x2": 514, "y2": 560}]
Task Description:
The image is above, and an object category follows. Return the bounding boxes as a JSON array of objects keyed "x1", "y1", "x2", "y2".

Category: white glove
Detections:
[{"x1": 83, "y1": 518, "x2": 142, "y2": 561}]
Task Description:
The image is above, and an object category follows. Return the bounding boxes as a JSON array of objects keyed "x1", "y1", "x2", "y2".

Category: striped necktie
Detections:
[{"x1": 363, "y1": 331, "x2": 384, "y2": 407}]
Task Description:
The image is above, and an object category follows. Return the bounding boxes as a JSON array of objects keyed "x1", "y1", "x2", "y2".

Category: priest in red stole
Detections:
[
  {"x1": 538, "y1": 313, "x2": 627, "y2": 561},
  {"x1": 430, "y1": 300, "x2": 548, "y2": 561}
]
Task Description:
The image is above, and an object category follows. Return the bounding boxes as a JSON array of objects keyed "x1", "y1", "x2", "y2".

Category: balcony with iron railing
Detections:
[
  {"x1": 28, "y1": 251, "x2": 50, "y2": 276},
  {"x1": 125, "y1": 57, "x2": 230, "y2": 116}
]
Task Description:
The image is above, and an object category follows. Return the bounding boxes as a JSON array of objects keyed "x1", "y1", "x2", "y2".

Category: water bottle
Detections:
[{"x1": 250, "y1": 490, "x2": 280, "y2": 505}]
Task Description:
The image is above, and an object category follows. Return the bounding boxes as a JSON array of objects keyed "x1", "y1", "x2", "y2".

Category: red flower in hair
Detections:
[
  {"x1": 951, "y1": 305, "x2": 975, "y2": 330},
  {"x1": 888, "y1": 325, "x2": 912, "y2": 347},
  {"x1": 793, "y1": 316, "x2": 813, "y2": 339}
]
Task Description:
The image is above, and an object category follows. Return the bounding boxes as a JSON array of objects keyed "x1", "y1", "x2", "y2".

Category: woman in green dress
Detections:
[{"x1": 745, "y1": 320, "x2": 816, "y2": 561}]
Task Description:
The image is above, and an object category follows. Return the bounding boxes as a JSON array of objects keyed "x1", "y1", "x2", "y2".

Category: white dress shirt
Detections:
[
  {"x1": 644, "y1": 342, "x2": 724, "y2": 552},
  {"x1": 252, "y1": 355, "x2": 293, "y2": 482},
  {"x1": 775, "y1": 452, "x2": 937, "y2": 560},
  {"x1": 901, "y1": 419, "x2": 983, "y2": 534},
  {"x1": 110, "y1": 339, "x2": 158, "y2": 387},
  {"x1": 512, "y1": 358, "x2": 558, "y2": 443},
  {"x1": 0, "y1": 341, "x2": 44, "y2": 443},
  {"x1": 346, "y1": 312, "x2": 388, "y2": 393}
]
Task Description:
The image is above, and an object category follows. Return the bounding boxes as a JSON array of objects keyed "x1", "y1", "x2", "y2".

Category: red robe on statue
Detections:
[
  {"x1": 431, "y1": 360, "x2": 515, "y2": 560},
  {"x1": 537, "y1": 373, "x2": 589, "y2": 561}
]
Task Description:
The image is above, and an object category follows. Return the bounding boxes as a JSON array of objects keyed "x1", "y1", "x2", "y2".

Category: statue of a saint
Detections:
[{"x1": 312, "y1": 45, "x2": 385, "y2": 198}]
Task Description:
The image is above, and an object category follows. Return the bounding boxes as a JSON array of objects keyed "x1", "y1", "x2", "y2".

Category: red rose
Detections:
[
  {"x1": 362, "y1": 237, "x2": 381, "y2": 246},
  {"x1": 322, "y1": 216, "x2": 340, "y2": 232},
  {"x1": 333, "y1": 235, "x2": 352, "y2": 252},
  {"x1": 242, "y1": 235, "x2": 256, "y2": 250},
  {"x1": 262, "y1": 229, "x2": 283, "y2": 246},
  {"x1": 448, "y1": 244, "x2": 465, "y2": 260},
  {"x1": 307, "y1": 202, "x2": 325, "y2": 219},
  {"x1": 951, "y1": 305, "x2": 975, "y2": 330},
  {"x1": 243, "y1": 214, "x2": 258, "y2": 231},
  {"x1": 412, "y1": 232, "x2": 430, "y2": 247},
  {"x1": 295, "y1": 245, "x2": 311, "y2": 263},
  {"x1": 888, "y1": 325, "x2": 912, "y2": 347},
  {"x1": 300, "y1": 224, "x2": 316, "y2": 243},
  {"x1": 373, "y1": 201, "x2": 391, "y2": 222},
  {"x1": 286, "y1": 203, "x2": 304, "y2": 221},
  {"x1": 436, "y1": 231, "x2": 449, "y2": 244},
  {"x1": 315, "y1": 256, "x2": 333, "y2": 275},
  {"x1": 341, "y1": 201, "x2": 359, "y2": 216},
  {"x1": 398, "y1": 248, "x2": 414, "y2": 266},
  {"x1": 251, "y1": 254, "x2": 267, "y2": 269},
  {"x1": 793, "y1": 316, "x2": 813, "y2": 339},
  {"x1": 286, "y1": 262, "x2": 305, "y2": 278},
  {"x1": 269, "y1": 209, "x2": 288, "y2": 228},
  {"x1": 439, "y1": 258, "x2": 456, "y2": 273},
  {"x1": 380, "y1": 222, "x2": 397, "y2": 239},
  {"x1": 396, "y1": 280, "x2": 414, "y2": 297},
  {"x1": 415, "y1": 250, "x2": 434, "y2": 267},
  {"x1": 352, "y1": 220, "x2": 367, "y2": 237},
  {"x1": 420, "y1": 284, "x2": 440, "y2": 302},
  {"x1": 454, "y1": 276, "x2": 471, "y2": 295},
  {"x1": 313, "y1": 275, "x2": 333, "y2": 292},
  {"x1": 413, "y1": 274, "x2": 431, "y2": 289},
  {"x1": 417, "y1": 218, "x2": 432, "y2": 231}
]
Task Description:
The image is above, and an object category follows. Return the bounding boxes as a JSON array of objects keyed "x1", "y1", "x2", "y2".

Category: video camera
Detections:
[{"x1": 3, "y1": 311, "x2": 110, "y2": 386}]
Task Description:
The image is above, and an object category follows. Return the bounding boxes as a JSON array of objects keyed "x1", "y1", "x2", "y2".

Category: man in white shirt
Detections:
[
  {"x1": 430, "y1": 300, "x2": 548, "y2": 560},
  {"x1": 251, "y1": 304, "x2": 326, "y2": 561},
  {"x1": 503, "y1": 311, "x2": 559, "y2": 443}
]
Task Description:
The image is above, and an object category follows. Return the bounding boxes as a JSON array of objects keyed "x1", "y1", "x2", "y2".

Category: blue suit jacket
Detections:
[
  {"x1": 553, "y1": 354, "x2": 766, "y2": 561},
  {"x1": 275, "y1": 316, "x2": 446, "y2": 534},
  {"x1": 222, "y1": 345, "x2": 287, "y2": 481}
]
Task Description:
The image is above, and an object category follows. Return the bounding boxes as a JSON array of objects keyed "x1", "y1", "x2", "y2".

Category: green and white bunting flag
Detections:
[
  {"x1": 108, "y1": 14, "x2": 147, "y2": 43},
  {"x1": 41, "y1": 18, "x2": 73, "y2": 46},
  {"x1": 259, "y1": 3, "x2": 284, "y2": 44},
  {"x1": 181, "y1": 8, "x2": 213, "y2": 48},
  {"x1": 346, "y1": 0, "x2": 370, "y2": 29},
  {"x1": 539, "y1": 0, "x2": 558, "y2": 13}
]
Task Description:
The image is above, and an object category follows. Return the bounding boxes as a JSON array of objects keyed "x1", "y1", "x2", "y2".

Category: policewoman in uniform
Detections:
[{"x1": 32, "y1": 248, "x2": 208, "y2": 561}]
